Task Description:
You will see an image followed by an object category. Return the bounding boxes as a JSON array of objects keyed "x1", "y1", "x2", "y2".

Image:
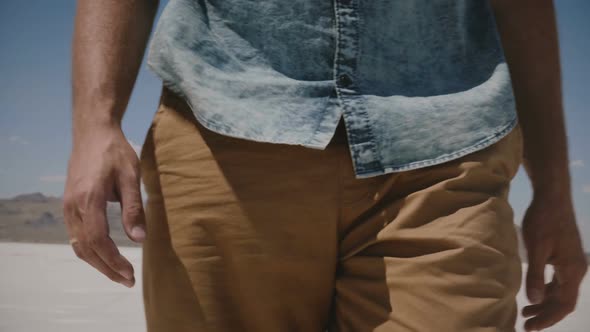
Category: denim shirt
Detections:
[{"x1": 146, "y1": 0, "x2": 519, "y2": 179}]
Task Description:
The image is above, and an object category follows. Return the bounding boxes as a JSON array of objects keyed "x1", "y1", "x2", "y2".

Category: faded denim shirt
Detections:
[{"x1": 146, "y1": 0, "x2": 519, "y2": 179}]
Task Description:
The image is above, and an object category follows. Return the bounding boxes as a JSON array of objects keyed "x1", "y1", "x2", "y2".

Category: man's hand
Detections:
[
  {"x1": 521, "y1": 195, "x2": 588, "y2": 331},
  {"x1": 63, "y1": 123, "x2": 146, "y2": 288}
]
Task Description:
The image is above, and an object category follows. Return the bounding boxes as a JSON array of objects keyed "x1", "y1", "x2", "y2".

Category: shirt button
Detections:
[{"x1": 337, "y1": 74, "x2": 353, "y2": 88}]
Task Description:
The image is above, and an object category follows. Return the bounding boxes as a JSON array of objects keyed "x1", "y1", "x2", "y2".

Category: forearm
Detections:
[
  {"x1": 71, "y1": 0, "x2": 159, "y2": 139},
  {"x1": 490, "y1": 0, "x2": 571, "y2": 201}
]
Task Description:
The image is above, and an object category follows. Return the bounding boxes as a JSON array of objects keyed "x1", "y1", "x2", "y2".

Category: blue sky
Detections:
[{"x1": 0, "y1": 1, "x2": 589, "y2": 246}]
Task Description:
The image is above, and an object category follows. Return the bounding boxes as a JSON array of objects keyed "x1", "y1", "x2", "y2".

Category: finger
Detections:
[
  {"x1": 86, "y1": 221, "x2": 136, "y2": 282},
  {"x1": 526, "y1": 246, "x2": 549, "y2": 304},
  {"x1": 550, "y1": 263, "x2": 584, "y2": 312},
  {"x1": 521, "y1": 274, "x2": 558, "y2": 317},
  {"x1": 524, "y1": 271, "x2": 580, "y2": 331},
  {"x1": 524, "y1": 299, "x2": 572, "y2": 332},
  {"x1": 62, "y1": 192, "x2": 80, "y2": 239},
  {"x1": 66, "y1": 209, "x2": 134, "y2": 288},
  {"x1": 81, "y1": 191, "x2": 135, "y2": 281},
  {"x1": 71, "y1": 237, "x2": 134, "y2": 288},
  {"x1": 522, "y1": 303, "x2": 544, "y2": 317},
  {"x1": 64, "y1": 195, "x2": 86, "y2": 256},
  {"x1": 117, "y1": 166, "x2": 146, "y2": 243}
]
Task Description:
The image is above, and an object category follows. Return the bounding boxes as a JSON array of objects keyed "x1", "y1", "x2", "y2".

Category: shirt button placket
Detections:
[
  {"x1": 333, "y1": 0, "x2": 383, "y2": 174},
  {"x1": 334, "y1": 0, "x2": 357, "y2": 95}
]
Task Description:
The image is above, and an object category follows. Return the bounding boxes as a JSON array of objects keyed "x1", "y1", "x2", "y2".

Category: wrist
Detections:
[
  {"x1": 524, "y1": 158, "x2": 573, "y2": 204},
  {"x1": 72, "y1": 94, "x2": 126, "y2": 130},
  {"x1": 532, "y1": 184, "x2": 572, "y2": 204},
  {"x1": 72, "y1": 118, "x2": 123, "y2": 142},
  {"x1": 72, "y1": 107, "x2": 123, "y2": 137}
]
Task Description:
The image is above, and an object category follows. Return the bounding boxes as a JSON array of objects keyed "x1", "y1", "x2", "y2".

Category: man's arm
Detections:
[
  {"x1": 72, "y1": 0, "x2": 159, "y2": 128},
  {"x1": 64, "y1": 0, "x2": 159, "y2": 288},
  {"x1": 490, "y1": 1, "x2": 587, "y2": 331},
  {"x1": 491, "y1": 0, "x2": 569, "y2": 198}
]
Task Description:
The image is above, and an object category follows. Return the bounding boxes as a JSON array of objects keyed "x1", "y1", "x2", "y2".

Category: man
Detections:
[{"x1": 64, "y1": 0, "x2": 587, "y2": 331}]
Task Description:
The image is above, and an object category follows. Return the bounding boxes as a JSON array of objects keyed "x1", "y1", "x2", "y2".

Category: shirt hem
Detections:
[{"x1": 352, "y1": 115, "x2": 520, "y2": 179}]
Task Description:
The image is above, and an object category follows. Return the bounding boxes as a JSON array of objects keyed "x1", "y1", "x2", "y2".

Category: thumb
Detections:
[
  {"x1": 118, "y1": 170, "x2": 147, "y2": 243},
  {"x1": 526, "y1": 247, "x2": 547, "y2": 304}
]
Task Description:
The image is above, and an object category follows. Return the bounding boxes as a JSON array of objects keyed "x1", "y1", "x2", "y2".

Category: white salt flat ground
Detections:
[{"x1": 0, "y1": 242, "x2": 588, "y2": 332}]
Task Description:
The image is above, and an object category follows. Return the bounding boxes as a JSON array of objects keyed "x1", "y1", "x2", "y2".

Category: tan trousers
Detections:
[{"x1": 139, "y1": 86, "x2": 524, "y2": 332}]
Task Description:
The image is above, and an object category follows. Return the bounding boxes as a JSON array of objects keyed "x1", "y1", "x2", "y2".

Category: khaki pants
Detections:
[{"x1": 139, "y1": 86, "x2": 524, "y2": 332}]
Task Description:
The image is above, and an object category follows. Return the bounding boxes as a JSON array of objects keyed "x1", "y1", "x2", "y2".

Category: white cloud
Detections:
[
  {"x1": 8, "y1": 136, "x2": 29, "y2": 145},
  {"x1": 570, "y1": 160, "x2": 585, "y2": 168},
  {"x1": 40, "y1": 175, "x2": 66, "y2": 183}
]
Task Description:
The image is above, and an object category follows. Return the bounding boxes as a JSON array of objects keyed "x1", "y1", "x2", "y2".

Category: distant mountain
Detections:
[
  {"x1": 1, "y1": 193, "x2": 589, "y2": 264},
  {"x1": 0, "y1": 192, "x2": 139, "y2": 247},
  {"x1": 11, "y1": 192, "x2": 58, "y2": 203}
]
